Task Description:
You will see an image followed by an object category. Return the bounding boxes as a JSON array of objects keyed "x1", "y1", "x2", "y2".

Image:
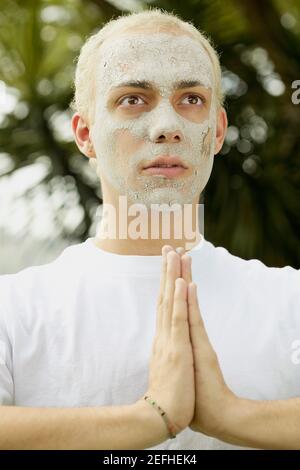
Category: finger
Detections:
[
  {"x1": 163, "y1": 250, "x2": 181, "y2": 333},
  {"x1": 188, "y1": 282, "x2": 223, "y2": 380},
  {"x1": 171, "y1": 278, "x2": 189, "y2": 345},
  {"x1": 188, "y1": 282, "x2": 212, "y2": 356},
  {"x1": 157, "y1": 245, "x2": 174, "y2": 307},
  {"x1": 175, "y1": 246, "x2": 185, "y2": 278},
  {"x1": 156, "y1": 245, "x2": 174, "y2": 331},
  {"x1": 181, "y1": 254, "x2": 192, "y2": 285}
]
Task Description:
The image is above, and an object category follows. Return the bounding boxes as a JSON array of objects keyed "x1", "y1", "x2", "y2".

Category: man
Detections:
[{"x1": 0, "y1": 8, "x2": 299, "y2": 450}]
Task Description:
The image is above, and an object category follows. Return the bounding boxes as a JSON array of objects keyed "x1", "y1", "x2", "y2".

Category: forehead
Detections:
[{"x1": 96, "y1": 32, "x2": 214, "y2": 93}]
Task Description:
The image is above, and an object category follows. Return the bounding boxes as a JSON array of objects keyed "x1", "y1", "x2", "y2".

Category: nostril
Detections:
[
  {"x1": 155, "y1": 135, "x2": 166, "y2": 143},
  {"x1": 153, "y1": 132, "x2": 182, "y2": 143}
]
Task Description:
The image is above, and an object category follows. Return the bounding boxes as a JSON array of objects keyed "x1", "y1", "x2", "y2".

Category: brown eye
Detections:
[
  {"x1": 181, "y1": 95, "x2": 205, "y2": 106},
  {"x1": 119, "y1": 95, "x2": 145, "y2": 106}
]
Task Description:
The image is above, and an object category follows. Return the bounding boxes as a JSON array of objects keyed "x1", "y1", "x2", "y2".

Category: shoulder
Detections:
[
  {"x1": 198, "y1": 238, "x2": 300, "y2": 294},
  {"x1": 0, "y1": 239, "x2": 89, "y2": 330},
  {"x1": 0, "y1": 239, "x2": 88, "y2": 286}
]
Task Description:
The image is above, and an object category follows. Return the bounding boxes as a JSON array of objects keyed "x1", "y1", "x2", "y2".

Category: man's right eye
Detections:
[{"x1": 118, "y1": 95, "x2": 145, "y2": 106}]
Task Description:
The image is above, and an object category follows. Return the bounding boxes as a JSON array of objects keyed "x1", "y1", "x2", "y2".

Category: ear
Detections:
[
  {"x1": 214, "y1": 107, "x2": 228, "y2": 155},
  {"x1": 71, "y1": 112, "x2": 96, "y2": 160}
]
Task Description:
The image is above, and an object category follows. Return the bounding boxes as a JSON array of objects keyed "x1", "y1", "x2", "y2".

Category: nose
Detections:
[
  {"x1": 152, "y1": 130, "x2": 183, "y2": 144},
  {"x1": 148, "y1": 99, "x2": 184, "y2": 144}
]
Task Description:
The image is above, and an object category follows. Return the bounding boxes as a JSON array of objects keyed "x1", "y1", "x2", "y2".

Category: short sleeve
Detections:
[{"x1": 277, "y1": 267, "x2": 300, "y2": 379}]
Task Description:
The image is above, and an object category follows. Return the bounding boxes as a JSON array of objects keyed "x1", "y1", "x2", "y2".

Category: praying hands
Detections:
[{"x1": 143, "y1": 245, "x2": 300, "y2": 450}]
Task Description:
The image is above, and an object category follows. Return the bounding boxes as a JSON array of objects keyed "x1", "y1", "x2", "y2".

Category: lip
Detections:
[
  {"x1": 143, "y1": 155, "x2": 188, "y2": 170},
  {"x1": 142, "y1": 166, "x2": 186, "y2": 178},
  {"x1": 141, "y1": 155, "x2": 188, "y2": 178}
]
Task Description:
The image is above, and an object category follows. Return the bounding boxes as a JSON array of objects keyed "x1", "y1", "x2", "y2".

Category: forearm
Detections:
[
  {"x1": 0, "y1": 399, "x2": 169, "y2": 450},
  {"x1": 215, "y1": 397, "x2": 300, "y2": 450}
]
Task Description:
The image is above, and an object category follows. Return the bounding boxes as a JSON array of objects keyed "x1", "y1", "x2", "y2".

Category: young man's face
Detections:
[{"x1": 80, "y1": 29, "x2": 227, "y2": 207}]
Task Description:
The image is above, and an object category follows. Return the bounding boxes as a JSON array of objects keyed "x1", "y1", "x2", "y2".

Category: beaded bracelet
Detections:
[{"x1": 143, "y1": 395, "x2": 177, "y2": 439}]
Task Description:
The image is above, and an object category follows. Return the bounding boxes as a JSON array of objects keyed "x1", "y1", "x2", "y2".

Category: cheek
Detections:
[
  {"x1": 92, "y1": 123, "x2": 140, "y2": 160},
  {"x1": 201, "y1": 129, "x2": 212, "y2": 158},
  {"x1": 114, "y1": 128, "x2": 144, "y2": 160},
  {"x1": 180, "y1": 104, "x2": 211, "y2": 125}
]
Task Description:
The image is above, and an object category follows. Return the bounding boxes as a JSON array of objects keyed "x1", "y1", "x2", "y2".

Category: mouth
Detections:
[{"x1": 141, "y1": 155, "x2": 188, "y2": 178}]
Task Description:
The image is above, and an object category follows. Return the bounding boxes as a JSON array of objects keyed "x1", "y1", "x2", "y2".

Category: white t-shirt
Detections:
[{"x1": 0, "y1": 236, "x2": 299, "y2": 450}]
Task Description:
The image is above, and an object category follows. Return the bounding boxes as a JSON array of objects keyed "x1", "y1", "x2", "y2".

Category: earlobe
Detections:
[{"x1": 87, "y1": 144, "x2": 96, "y2": 158}]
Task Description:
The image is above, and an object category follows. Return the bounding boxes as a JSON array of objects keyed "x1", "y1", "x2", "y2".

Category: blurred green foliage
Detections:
[{"x1": 0, "y1": 0, "x2": 299, "y2": 267}]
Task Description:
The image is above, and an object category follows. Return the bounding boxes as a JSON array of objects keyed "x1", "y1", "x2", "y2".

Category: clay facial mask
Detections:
[{"x1": 90, "y1": 32, "x2": 217, "y2": 207}]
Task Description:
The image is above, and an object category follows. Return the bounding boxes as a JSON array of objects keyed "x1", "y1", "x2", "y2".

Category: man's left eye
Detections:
[
  {"x1": 181, "y1": 95, "x2": 204, "y2": 106},
  {"x1": 119, "y1": 95, "x2": 145, "y2": 106}
]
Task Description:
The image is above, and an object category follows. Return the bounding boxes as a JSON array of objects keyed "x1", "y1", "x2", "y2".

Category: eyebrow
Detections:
[{"x1": 111, "y1": 79, "x2": 206, "y2": 90}]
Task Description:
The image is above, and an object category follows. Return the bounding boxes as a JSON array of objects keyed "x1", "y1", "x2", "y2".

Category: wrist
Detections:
[
  {"x1": 133, "y1": 399, "x2": 171, "y2": 446},
  {"x1": 214, "y1": 394, "x2": 257, "y2": 446},
  {"x1": 190, "y1": 390, "x2": 241, "y2": 442}
]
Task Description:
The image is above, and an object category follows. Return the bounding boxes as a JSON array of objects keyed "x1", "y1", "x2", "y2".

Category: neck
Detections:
[{"x1": 93, "y1": 194, "x2": 203, "y2": 256}]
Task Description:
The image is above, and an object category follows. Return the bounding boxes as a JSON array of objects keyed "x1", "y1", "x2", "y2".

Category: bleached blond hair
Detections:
[{"x1": 70, "y1": 8, "x2": 224, "y2": 125}]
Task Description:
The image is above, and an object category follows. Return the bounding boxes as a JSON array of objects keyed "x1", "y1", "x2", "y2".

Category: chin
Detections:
[{"x1": 127, "y1": 186, "x2": 196, "y2": 209}]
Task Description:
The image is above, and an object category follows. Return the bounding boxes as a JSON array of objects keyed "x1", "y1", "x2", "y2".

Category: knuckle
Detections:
[
  {"x1": 190, "y1": 316, "x2": 201, "y2": 328},
  {"x1": 171, "y1": 314, "x2": 187, "y2": 328},
  {"x1": 210, "y1": 350, "x2": 219, "y2": 367},
  {"x1": 157, "y1": 295, "x2": 163, "y2": 309},
  {"x1": 173, "y1": 302, "x2": 187, "y2": 318},
  {"x1": 163, "y1": 297, "x2": 171, "y2": 311}
]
